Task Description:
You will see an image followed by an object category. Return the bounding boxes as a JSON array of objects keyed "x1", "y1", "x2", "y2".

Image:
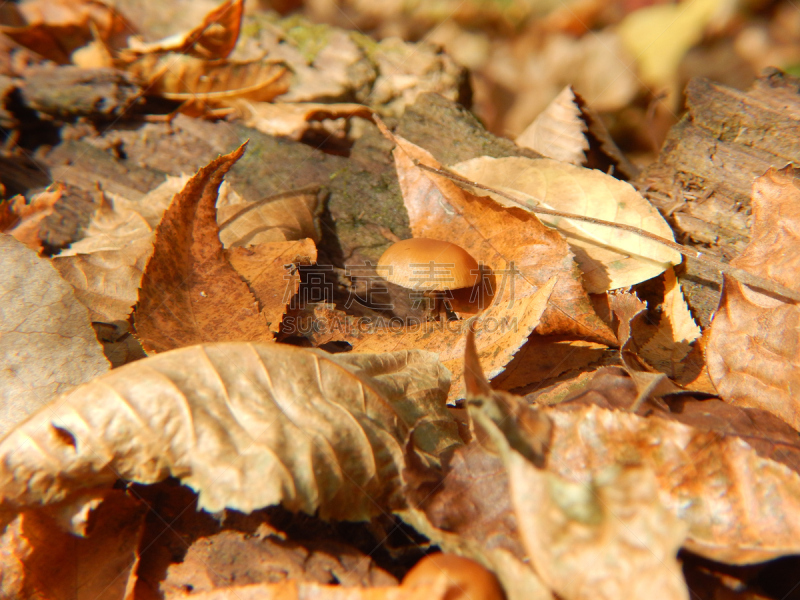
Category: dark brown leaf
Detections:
[{"x1": 134, "y1": 143, "x2": 275, "y2": 353}]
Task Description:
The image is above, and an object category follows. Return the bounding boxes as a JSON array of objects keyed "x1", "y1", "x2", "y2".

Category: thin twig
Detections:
[{"x1": 414, "y1": 161, "x2": 800, "y2": 303}]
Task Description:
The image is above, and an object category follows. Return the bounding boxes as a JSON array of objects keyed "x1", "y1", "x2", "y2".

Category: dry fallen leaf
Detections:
[
  {"x1": 0, "y1": 0, "x2": 134, "y2": 64},
  {"x1": 608, "y1": 291, "x2": 684, "y2": 407},
  {"x1": 0, "y1": 234, "x2": 109, "y2": 439},
  {"x1": 345, "y1": 277, "x2": 556, "y2": 404},
  {"x1": 516, "y1": 85, "x2": 588, "y2": 165},
  {"x1": 404, "y1": 430, "x2": 527, "y2": 567},
  {"x1": 483, "y1": 412, "x2": 689, "y2": 600},
  {"x1": 469, "y1": 338, "x2": 687, "y2": 600},
  {"x1": 52, "y1": 176, "x2": 197, "y2": 325},
  {"x1": 227, "y1": 239, "x2": 317, "y2": 333},
  {"x1": 217, "y1": 187, "x2": 321, "y2": 247},
  {"x1": 70, "y1": 37, "x2": 114, "y2": 68},
  {"x1": 451, "y1": 156, "x2": 682, "y2": 293},
  {"x1": 0, "y1": 342, "x2": 457, "y2": 520},
  {"x1": 706, "y1": 276, "x2": 800, "y2": 430},
  {"x1": 638, "y1": 269, "x2": 702, "y2": 381},
  {"x1": 131, "y1": 54, "x2": 291, "y2": 102},
  {"x1": 229, "y1": 100, "x2": 372, "y2": 141},
  {"x1": 398, "y1": 506, "x2": 552, "y2": 600},
  {"x1": 706, "y1": 166, "x2": 800, "y2": 430},
  {"x1": 53, "y1": 194, "x2": 155, "y2": 323},
  {"x1": 398, "y1": 333, "x2": 555, "y2": 600},
  {"x1": 400, "y1": 434, "x2": 555, "y2": 600},
  {"x1": 1, "y1": 185, "x2": 63, "y2": 252},
  {"x1": 544, "y1": 401, "x2": 800, "y2": 563},
  {"x1": 730, "y1": 166, "x2": 800, "y2": 291},
  {"x1": 109, "y1": 174, "x2": 191, "y2": 229},
  {"x1": 122, "y1": 0, "x2": 243, "y2": 60},
  {"x1": 0, "y1": 490, "x2": 144, "y2": 600},
  {"x1": 134, "y1": 143, "x2": 275, "y2": 353},
  {"x1": 463, "y1": 339, "x2": 800, "y2": 564},
  {"x1": 531, "y1": 366, "x2": 800, "y2": 470},
  {"x1": 490, "y1": 335, "x2": 610, "y2": 393}
]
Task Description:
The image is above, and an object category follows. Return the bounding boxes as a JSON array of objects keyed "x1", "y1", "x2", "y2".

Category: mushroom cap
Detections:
[
  {"x1": 402, "y1": 553, "x2": 505, "y2": 600},
  {"x1": 377, "y1": 238, "x2": 479, "y2": 291}
]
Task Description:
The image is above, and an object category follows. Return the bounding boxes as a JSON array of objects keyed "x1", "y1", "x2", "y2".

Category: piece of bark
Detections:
[
  {"x1": 38, "y1": 183, "x2": 99, "y2": 251},
  {"x1": 45, "y1": 116, "x2": 348, "y2": 204},
  {"x1": 44, "y1": 137, "x2": 166, "y2": 200},
  {"x1": 20, "y1": 66, "x2": 142, "y2": 120},
  {"x1": 0, "y1": 154, "x2": 51, "y2": 197},
  {"x1": 635, "y1": 69, "x2": 800, "y2": 326}
]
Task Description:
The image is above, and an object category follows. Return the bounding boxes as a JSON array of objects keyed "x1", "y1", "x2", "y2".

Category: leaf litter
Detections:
[{"x1": 4, "y1": 122, "x2": 800, "y2": 600}]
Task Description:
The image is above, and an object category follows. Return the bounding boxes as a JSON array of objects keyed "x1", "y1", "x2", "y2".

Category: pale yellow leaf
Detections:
[
  {"x1": 617, "y1": 0, "x2": 733, "y2": 103},
  {"x1": 451, "y1": 156, "x2": 681, "y2": 292},
  {"x1": 0, "y1": 343, "x2": 457, "y2": 520}
]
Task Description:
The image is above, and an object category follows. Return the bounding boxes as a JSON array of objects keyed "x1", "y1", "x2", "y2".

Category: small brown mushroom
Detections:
[
  {"x1": 377, "y1": 238, "x2": 479, "y2": 319},
  {"x1": 402, "y1": 553, "x2": 506, "y2": 600}
]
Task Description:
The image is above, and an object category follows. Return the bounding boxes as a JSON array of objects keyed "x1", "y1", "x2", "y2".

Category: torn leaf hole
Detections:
[{"x1": 51, "y1": 425, "x2": 77, "y2": 449}]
